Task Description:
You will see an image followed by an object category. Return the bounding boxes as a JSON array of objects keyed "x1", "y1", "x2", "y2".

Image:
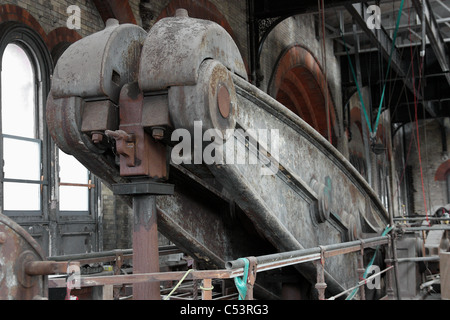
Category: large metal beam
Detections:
[
  {"x1": 345, "y1": 2, "x2": 417, "y2": 96},
  {"x1": 411, "y1": 0, "x2": 450, "y2": 86}
]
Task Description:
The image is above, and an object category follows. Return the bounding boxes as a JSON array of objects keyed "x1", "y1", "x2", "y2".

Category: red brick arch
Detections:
[
  {"x1": 270, "y1": 45, "x2": 338, "y2": 145},
  {"x1": 0, "y1": 4, "x2": 81, "y2": 58},
  {"x1": 46, "y1": 27, "x2": 82, "y2": 54},
  {"x1": 435, "y1": 160, "x2": 450, "y2": 181},
  {"x1": 0, "y1": 4, "x2": 47, "y2": 41}
]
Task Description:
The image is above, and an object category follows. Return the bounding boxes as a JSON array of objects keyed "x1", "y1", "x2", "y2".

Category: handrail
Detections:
[
  {"x1": 225, "y1": 236, "x2": 389, "y2": 272},
  {"x1": 48, "y1": 235, "x2": 392, "y2": 300}
]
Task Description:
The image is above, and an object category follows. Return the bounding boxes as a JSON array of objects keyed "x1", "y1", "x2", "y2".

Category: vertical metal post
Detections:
[
  {"x1": 357, "y1": 249, "x2": 366, "y2": 300},
  {"x1": 113, "y1": 181, "x2": 174, "y2": 300},
  {"x1": 132, "y1": 195, "x2": 160, "y2": 300},
  {"x1": 385, "y1": 235, "x2": 395, "y2": 300},
  {"x1": 202, "y1": 279, "x2": 213, "y2": 300},
  {"x1": 192, "y1": 260, "x2": 199, "y2": 300},
  {"x1": 315, "y1": 247, "x2": 327, "y2": 300},
  {"x1": 390, "y1": 234, "x2": 402, "y2": 300}
]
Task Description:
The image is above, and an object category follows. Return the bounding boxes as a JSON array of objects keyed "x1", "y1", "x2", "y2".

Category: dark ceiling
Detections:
[{"x1": 248, "y1": 0, "x2": 450, "y2": 125}]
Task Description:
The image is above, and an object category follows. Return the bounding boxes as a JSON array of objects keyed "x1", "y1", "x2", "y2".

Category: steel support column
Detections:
[
  {"x1": 113, "y1": 182, "x2": 174, "y2": 300},
  {"x1": 132, "y1": 194, "x2": 160, "y2": 300}
]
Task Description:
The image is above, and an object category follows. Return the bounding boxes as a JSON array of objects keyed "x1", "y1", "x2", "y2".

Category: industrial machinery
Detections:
[
  {"x1": 43, "y1": 9, "x2": 395, "y2": 300},
  {"x1": 11, "y1": 9, "x2": 450, "y2": 300}
]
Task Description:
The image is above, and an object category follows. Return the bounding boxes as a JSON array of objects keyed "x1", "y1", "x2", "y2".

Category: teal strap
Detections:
[
  {"x1": 340, "y1": 0, "x2": 405, "y2": 136},
  {"x1": 340, "y1": 30, "x2": 372, "y2": 134},
  {"x1": 373, "y1": 0, "x2": 405, "y2": 136},
  {"x1": 234, "y1": 258, "x2": 249, "y2": 300}
]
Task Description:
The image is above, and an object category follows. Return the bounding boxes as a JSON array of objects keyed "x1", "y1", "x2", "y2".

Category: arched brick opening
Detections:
[
  {"x1": 93, "y1": 0, "x2": 137, "y2": 24},
  {"x1": 435, "y1": 160, "x2": 450, "y2": 181},
  {"x1": 0, "y1": 5, "x2": 82, "y2": 64},
  {"x1": 269, "y1": 45, "x2": 338, "y2": 146},
  {"x1": 0, "y1": 4, "x2": 47, "y2": 41},
  {"x1": 46, "y1": 27, "x2": 82, "y2": 53},
  {"x1": 46, "y1": 27, "x2": 82, "y2": 62},
  {"x1": 157, "y1": 0, "x2": 249, "y2": 77}
]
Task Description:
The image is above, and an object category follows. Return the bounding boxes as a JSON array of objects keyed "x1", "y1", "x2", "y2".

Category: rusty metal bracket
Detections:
[
  {"x1": 245, "y1": 256, "x2": 258, "y2": 300},
  {"x1": 315, "y1": 246, "x2": 327, "y2": 300}
]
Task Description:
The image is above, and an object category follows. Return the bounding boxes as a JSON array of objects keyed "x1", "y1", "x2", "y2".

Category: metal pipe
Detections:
[
  {"x1": 403, "y1": 225, "x2": 450, "y2": 232},
  {"x1": 25, "y1": 261, "x2": 79, "y2": 276},
  {"x1": 226, "y1": 236, "x2": 389, "y2": 270},
  {"x1": 386, "y1": 256, "x2": 440, "y2": 263},
  {"x1": 48, "y1": 245, "x2": 180, "y2": 262},
  {"x1": 393, "y1": 216, "x2": 450, "y2": 221}
]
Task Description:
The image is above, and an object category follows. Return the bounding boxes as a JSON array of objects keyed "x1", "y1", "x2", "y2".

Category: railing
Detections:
[{"x1": 47, "y1": 236, "x2": 393, "y2": 300}]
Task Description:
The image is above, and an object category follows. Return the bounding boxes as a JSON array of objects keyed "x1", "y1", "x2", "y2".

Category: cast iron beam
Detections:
[
  {"x1": 411, "y1": 0, "x2": 450, "y2": 86},
  {"x1": 345, "y1": 2, "x2": 417, "y2": 96}
]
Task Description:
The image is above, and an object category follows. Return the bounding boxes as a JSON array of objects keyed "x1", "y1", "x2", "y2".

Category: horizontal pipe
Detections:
[
  {"x1": 393, "y1": 217, "x2": 450, "y2": 221},
  {"x1": 25, "y1": 261, "x2": 79, "y2": 276},
  {"x1": 386, "y1": 256, "x2": 440, "y2": 263},
  {"x1": 403, "y1": 226, "x2": 450, "y2": 232},
  {"x1": 48, "y1": 245, "x2": 180, "y2": 261},
  {"x1": 226, "y1": 236, "x2": 389, "y2": 270}
]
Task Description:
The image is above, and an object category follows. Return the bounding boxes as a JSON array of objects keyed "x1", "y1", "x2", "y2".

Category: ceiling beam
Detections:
[
  {"x1": 411, "y1": 0, "x2": 450, "y2": 86},
  {"x1": 345, "y1": 2, "x2": 417, "y2": 96}
]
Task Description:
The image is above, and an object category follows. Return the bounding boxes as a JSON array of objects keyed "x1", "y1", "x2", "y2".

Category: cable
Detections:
[
  {"x1": 234, "y1": 258, "x2": 250, "y2": 300},
  {"x1": 407, "y1": 0, "x2": 430, "y2": 225},
  {"x1": 163, "y1": 269, "x2": 193, "y2": 300}
]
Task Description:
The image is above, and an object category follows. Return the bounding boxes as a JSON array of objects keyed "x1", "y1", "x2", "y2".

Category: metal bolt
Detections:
[
  {"x1": 152, "y1": 127, "x2": 165, "y2": 141},
  {"x1": 175, "y1": 8, "x2": 189, "y2": 18},
  {"x1": 92, "y1": 132, "x2": 103, "y2": 144}
]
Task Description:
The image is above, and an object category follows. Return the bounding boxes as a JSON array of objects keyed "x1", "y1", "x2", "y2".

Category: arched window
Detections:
[
  {"x1": 0, "y1": 21, "x2": 101, "y2": 255},
  {"x1": 0, "y1": 23, "x2": 51, "y2": 215}
]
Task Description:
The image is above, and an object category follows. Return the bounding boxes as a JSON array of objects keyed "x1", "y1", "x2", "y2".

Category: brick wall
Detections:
[
  {"x1": 402, "y1": 119, "x2": 450, "y2": 216},
  {"x1": 1, "y1": 0, "x2": 104, "y2": 37}
]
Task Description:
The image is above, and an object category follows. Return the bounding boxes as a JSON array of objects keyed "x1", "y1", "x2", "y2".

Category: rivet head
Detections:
[{"x1": 175, "y1": 8, "x2": 189, "y2": 18}]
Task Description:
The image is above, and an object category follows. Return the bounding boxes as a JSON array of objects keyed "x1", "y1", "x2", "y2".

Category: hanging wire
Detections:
[{"x1": 406, "y1": 0, "x2": 430, "y2": 225}]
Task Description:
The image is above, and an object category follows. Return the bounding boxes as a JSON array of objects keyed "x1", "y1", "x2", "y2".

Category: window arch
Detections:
[{"x1": 0, "y1": 22, "x2": 52, "y2": 216}]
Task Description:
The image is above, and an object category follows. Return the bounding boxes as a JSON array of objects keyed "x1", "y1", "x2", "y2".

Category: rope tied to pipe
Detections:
[{"x1": 234, "y1": 258, "x2": 250, "y2": 300}]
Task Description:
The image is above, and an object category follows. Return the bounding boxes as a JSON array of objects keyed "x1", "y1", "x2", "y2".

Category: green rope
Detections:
[
  {"x1": 372, "y1": 0, "x2": 405, "y2": 137},
  {"x1": 340, "y1": 29, "x2": 372, "y2": 134},
  {"x1": 340, "y1": 0, "x2": 405, "y2": 136},
  {"x1": 234, "y1": 258, "x2": 249, "y2": 300}
]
